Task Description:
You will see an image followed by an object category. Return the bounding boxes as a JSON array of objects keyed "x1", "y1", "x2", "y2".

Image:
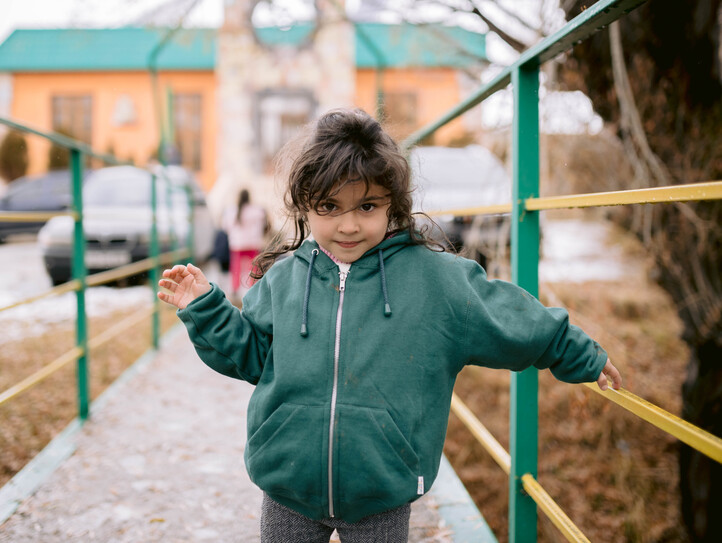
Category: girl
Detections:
[
  {"x1": 222, "y1": 188, "x2": 268, "y2": 298},
  {"x1": 158, "y1": 108, "x2": 622, "y2": 542}
]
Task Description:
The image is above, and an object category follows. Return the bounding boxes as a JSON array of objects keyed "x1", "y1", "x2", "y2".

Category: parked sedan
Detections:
[
  {"x1": 0, "y1": 169, "x2": 87, "y2": 243},
  {"x1": 409, "y1": 145, "x2": 512, "y2": 268},
  {"x1": 38, "y1": 165, "x2": 214, "y2": 285}
]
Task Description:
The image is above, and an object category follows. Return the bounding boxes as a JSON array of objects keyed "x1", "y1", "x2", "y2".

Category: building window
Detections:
[
  {"x1": 112, "y1": 94, "x2": 138, "y2": 127},
  {"x1": 381, "y1": 92, "x2": 418, "y2": 140},
  {"x1": 52, "y1": 95, "x2": 92, "y2": 143},
  {"x1": 255, "y1": 90, "x2": 315, "y2": 172},
  {"x1": 173, "y1": 93, "x2": 202, "y2": 171}
]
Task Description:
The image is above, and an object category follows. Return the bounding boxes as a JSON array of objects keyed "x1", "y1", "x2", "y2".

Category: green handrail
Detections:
[
  {"x1": 401, "y1": 0, "x2": 652, "y2": 540},
  {"x1": 509, "y1": 61, "x2": 541, "y2": 541},
  {"x1": 70, "y1": 148, "x2": 89, "y2": 420},
  {"x1": 0, "y1": 116, "x2": 196, "y2": 424}
]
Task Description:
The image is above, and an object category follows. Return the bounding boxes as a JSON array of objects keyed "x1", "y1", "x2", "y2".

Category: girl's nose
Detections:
[{"x1": 337, "y1": 213, "x2": 360, "y2": 234}]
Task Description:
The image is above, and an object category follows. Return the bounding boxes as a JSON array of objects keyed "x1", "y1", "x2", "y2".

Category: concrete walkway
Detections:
[{"x1": 0, "y1": 325, "x2": 493, "y2": 542}]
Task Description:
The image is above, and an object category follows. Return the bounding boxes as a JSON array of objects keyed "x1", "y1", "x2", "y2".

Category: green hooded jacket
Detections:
[{"x1": 177, "y1": 232, "x2": 607, "y2": 523}]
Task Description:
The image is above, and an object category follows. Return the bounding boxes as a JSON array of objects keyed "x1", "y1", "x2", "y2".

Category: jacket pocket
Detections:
[
  {"x1": 245, "y1": 404, "x2": 325, "y2": 505},
  {"x1": 335, "y1": 405, "x2": 420, "y2": 509}
]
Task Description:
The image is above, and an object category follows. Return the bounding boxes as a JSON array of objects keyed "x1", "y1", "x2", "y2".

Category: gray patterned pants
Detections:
[{"x1": 260, "y1": 494, "x2": 411, "y2": 543}]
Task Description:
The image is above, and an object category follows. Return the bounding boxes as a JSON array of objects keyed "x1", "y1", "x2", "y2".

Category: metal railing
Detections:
[
  {"x1": 402, "y1": 0, "x2": 722, "y2": 541},
  {"x1": 0, "y1": 118, "x2": 194, "y2": 421}
]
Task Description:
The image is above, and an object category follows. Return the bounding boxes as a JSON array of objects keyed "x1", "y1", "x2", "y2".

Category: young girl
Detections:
[
  {"x1": 222, "y1": 188, "x2": 267, "y2": 298},
  {"x1": 158, "y1": 108, "x2": 622, "y2": 542}
]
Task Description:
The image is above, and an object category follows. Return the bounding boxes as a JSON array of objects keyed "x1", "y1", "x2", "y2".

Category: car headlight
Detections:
[{"x1": 37, "y1": 217, "x2": 74, "y2": 249}]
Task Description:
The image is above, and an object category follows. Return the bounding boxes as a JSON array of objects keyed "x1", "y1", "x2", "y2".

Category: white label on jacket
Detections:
[{"x1": 417, "y1": 476, "x2": 424, "y2": 495}]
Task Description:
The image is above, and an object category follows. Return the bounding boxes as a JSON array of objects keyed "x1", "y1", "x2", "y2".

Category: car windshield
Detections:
[
  {"x1": 84, "y1": 169, "x2": 152, "y2": 207},
  {"x1": 410, "y1": 146, "x2": 511, "y2": 212}
]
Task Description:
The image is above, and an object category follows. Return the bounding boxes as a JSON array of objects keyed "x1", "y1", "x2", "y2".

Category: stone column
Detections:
[{"x1": 213, "y1": 0, "x2": 355, "y2": 221}]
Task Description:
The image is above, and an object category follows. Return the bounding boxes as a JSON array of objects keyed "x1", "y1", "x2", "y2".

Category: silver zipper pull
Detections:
[{"x1": 339, "y1": 270, "x2": 349, "y2": 291}]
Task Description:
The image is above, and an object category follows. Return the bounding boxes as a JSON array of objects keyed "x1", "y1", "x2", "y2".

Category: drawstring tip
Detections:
[
  {"x1": 384, "y1": 303, "x2": 392, "y2": 317},
  {"x1": 300, "y1": 324, "x2": 308, "y2": 337}
]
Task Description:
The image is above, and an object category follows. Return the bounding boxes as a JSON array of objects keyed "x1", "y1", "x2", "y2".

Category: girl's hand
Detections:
[
  {"x1": 596, "y1": 358, "x2": 623, "y2": 391},
  {"x1": 157, "y1": 263, "x2": 211, "y2": 310}
]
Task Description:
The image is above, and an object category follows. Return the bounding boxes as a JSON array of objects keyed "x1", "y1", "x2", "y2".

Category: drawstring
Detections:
[
  {"x1": 300, "y1": 248, "x2": 319, "y2": 337},
  {"x1": 300, "y1": 247, "x2": 391, "y2": 336},
  {"x1": 378, "y1": 249, "x2": 392, "y2": 317}
]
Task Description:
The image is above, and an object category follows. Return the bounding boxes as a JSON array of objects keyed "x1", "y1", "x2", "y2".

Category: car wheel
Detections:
[{"x1": 50, "y1": 274, "x2": 70, "y2": 287}]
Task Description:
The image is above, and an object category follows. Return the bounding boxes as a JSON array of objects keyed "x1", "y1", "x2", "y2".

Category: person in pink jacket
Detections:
[{"x1": 223, "y1": 189, "x2": 267, "y2": 297}]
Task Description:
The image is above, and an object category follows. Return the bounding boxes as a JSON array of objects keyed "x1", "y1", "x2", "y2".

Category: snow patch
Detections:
[{"x1": 0, "y1": 286, "x2": 152, "y2": 345}]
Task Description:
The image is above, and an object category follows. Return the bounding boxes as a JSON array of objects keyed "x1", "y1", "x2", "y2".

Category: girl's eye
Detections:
[
  {"x1": 359, "y1": 203, "x2": 377, "y2": 212},
  {"x1": 319, "y1": 202, "x2": 337, "y2": 213}
]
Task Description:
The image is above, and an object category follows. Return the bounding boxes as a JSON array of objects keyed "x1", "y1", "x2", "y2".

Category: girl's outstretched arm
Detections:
[
  {"x1": 158, "y1": 263, "x2": 211, "y2": 310},
  {"x1": 596, "y1": 358, "x2": 623, "y2": 391}
]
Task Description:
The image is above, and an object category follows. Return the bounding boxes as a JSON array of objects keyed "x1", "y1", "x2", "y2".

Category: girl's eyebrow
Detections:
[{"x1": 360, "y1": 193, "x2": 392, "y2": 202}]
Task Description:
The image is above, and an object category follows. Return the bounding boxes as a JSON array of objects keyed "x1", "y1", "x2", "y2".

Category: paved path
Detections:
[{"x1": 0, "y1": 325, "x2": 488, "y2": 542}]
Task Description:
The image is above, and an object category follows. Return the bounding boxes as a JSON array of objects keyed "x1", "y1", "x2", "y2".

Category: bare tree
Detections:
[{"x1": 560, "y1": 2, "x2": 722, "y2": 541}]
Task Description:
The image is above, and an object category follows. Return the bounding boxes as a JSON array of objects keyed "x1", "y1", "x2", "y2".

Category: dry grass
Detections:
[{"x1": 0, "y1": 302, "x2": 178, "y2": 487}]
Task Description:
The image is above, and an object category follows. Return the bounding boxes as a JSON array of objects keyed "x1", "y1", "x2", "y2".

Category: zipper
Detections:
[{"x1": 328, "y1": 268, "x2": 348, "y2": 518}]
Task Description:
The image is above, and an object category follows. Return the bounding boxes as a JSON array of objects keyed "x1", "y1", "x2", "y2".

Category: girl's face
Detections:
[{"x1": 306, "y1": 181, "x2": 391, "y2": 263}]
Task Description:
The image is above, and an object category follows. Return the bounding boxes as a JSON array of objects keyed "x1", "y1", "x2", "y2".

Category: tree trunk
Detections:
[{"x1": 680, "y1": 341, "x2": 722, "y2": 542}]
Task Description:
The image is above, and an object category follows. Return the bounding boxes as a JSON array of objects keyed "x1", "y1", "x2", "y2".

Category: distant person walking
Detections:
[{"x1": 223, "y1": 189, "x2": 267, "y2": 298}]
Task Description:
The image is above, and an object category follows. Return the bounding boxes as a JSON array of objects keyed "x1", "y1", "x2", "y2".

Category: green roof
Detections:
[
  {"x1": 355, "y1": 23, "x2": 486, "y2": 68},
  {"x1": 0, "y1": 28, "x2": 216, "y2": 72},
  {"x1": 0, "y1": 24, "x2": 485, "y2": 73}
]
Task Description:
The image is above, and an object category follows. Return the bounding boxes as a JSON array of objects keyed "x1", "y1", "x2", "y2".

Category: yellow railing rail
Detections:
[
  {"x1": 426, "y1": 203, "x2": 512, "y2": 217},
  {"x1": 525, "y1": 180, "x2": 722, "y2": 211},
  {"x1": 425, "y1": 180, "x2": 722, "y2": 219},
  {"x1": 85, "y1": 248, "x2": 189, "y2": 287},
  {"x1": 0, "y1": 347, "x2": 84, "y2": 407},
  {"x1": 450, "y1": 394, "x2": 511, "y2": 474},
  {"x1": 87, "y1": 306, "x2": 157, "y2": 351},
  {"x1": 0, "y1": 248, "x2": 190, "y2": 315},
  {"x1": 0, "y1": 280, "x2": 82, "y2": 314},
  {"x1": 0, "y1": 211, "x2": 79, "y2": 221},
  {"x1": 451, "y1": 393, "x2": 592, "y2": 541},
  {"x1": 584, "y1": 383, "x2": 722, "y2": 464},
  {"x1": 521, "y1": 474, "x2": 591, "y2": 543},
  {"x1": 0, "y1": 305, "x2": 162, "y2": 407}
]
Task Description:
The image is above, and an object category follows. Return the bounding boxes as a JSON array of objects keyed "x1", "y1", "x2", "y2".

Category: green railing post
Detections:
[
  {"x1": 185, "y1": 184, "x2": 195, "y2": 263},
  {"x1": 70, "y1": 148, "x2": 89, "y2": 420},
  {"x1": 509, "y1": 62, "x2": 541, "y2": 543},
  {"x1": 165, "y1": 174, "x2": 178, "y2": 261},
  {"x1": 150, "y1": 173, "x2": 160, "y2": 349}
]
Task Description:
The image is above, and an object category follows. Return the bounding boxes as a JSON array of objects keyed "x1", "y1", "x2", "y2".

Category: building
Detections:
[{"x1": 0, "y1": 1, "x2": 487, "y2": 218}]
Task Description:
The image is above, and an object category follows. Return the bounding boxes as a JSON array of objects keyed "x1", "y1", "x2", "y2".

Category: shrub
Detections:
[{"x1": 0, "y1": 130, "x2": 29, "y2": 182}]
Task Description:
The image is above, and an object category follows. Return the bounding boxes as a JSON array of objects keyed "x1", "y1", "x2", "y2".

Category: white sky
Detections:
[
  {"x1": 0, "y1": 0, "x2": 225, "y2": 43},
  {"x1": 0, "y1": 0, "x2": 528, "y2": 63}
]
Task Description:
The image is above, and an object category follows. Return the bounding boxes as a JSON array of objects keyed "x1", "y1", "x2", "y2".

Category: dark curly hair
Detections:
[{"x1": 252, "y1": 108, "x2": 437, "y2": 278}]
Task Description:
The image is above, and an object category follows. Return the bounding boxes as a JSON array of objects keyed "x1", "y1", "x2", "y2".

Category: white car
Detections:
[
  {"x1": 409, "y1": 145, "x2": 512, "y2": 267},
  {"x1": 38, "y1": 165, "x2": 214, "y2": 286}
]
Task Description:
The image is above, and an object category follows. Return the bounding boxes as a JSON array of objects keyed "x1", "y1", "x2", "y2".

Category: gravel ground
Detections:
[{"x1": 0, "y1": 326, "x2": 460, "y2": 542}]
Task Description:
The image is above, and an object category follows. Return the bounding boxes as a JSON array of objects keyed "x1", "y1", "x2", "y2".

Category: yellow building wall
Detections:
[
  {"x1": 355, "y1": 67, "x2": 468, "y2": 145},
  {"x1": 11, "y1": 71, "x2": 217, "y2": 191},
  {"x1": 9, "y1": 67, "x2": 469, "y2": 193}
]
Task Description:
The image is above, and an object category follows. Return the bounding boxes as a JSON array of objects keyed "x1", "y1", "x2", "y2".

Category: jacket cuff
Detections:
[{"x1": 177, "y1": 283, "x2": 225, "y2": 321}]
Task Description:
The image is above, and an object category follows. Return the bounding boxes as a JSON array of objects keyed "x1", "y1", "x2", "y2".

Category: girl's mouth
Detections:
[{"x1": 336, "y1": 241, "x2": 360, "y2": 248}]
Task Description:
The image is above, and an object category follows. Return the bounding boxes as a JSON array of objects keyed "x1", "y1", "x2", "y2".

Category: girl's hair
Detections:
[
  {"x1": 236, "y1": 188, "x2": 250, "y2": 221},
  {"x1": 252, "y1": 108, "x2": 437, "y2": 278}
]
